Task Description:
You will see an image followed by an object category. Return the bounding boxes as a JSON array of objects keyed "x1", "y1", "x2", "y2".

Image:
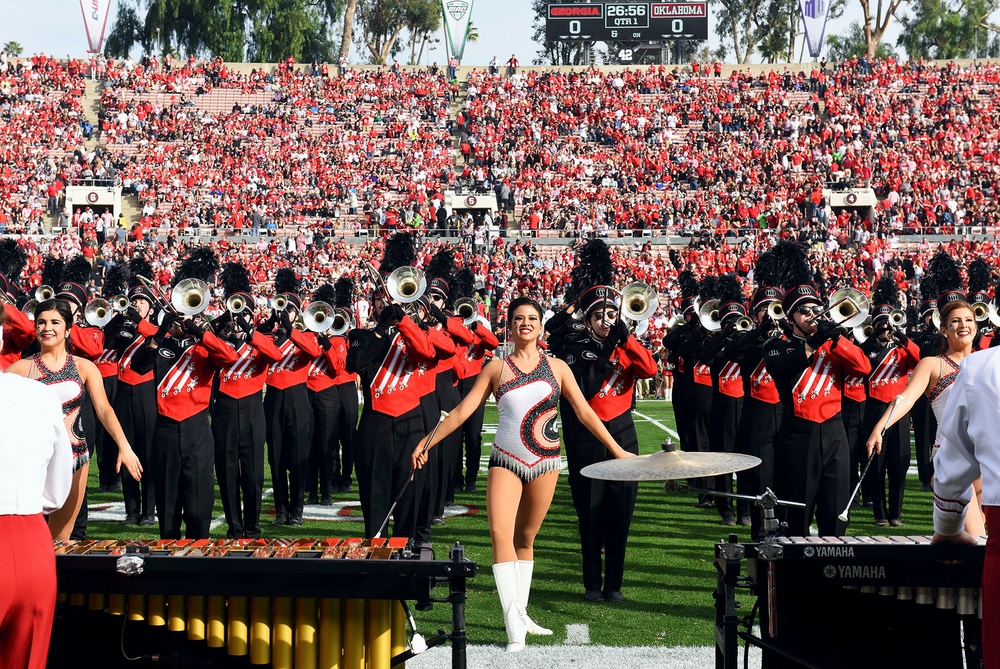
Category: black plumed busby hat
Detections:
[
  {"x1": 333, "y1": 277, "x2": 354, "y2": 309},
  {"x1": 274, "y1": 267, "x2": 301, "y2": 311},
  {"x1": 40, "y1": 257, "x2": 65, "y2": 291},
  {"x1": 449, "y1": 268, "x2": 475, "y2": 306},
  {"x1": 312, "y1": 282, "x2": 336, "y2": 306},
  {"x1": 57, "y1": 255, "x2": 92, "y2": 307},
  {"x1": 716, "y1": 274, "x2": 746, "y2": 325},
  {"x1": 568, "y1": 239, "x2": 615, "y2": 313},
  {"x1": 219, "y1": 262, "x2": 253, "y2": 298},
  {"x1": 774, "y1": 241, "x2": 820, "y2": 315},
  {"x1": 967, "y1": 257, "x2": 992, "y2": 309},
  {"x1": 425, "y1": 248, "x2": 456, "y2": 299},
  {"x1": 919, "y1": 274, "x2": 938, "y2": 318},
  {"x1": 871, "y1": 277, "x2": 900, "y2": 324},
  {"x1": 127, "y1": 257, "x2": 156, "y2": 303},
  {"x1": 0, "y1": 239, "x2": 27, "y2": 301},
  {"x1": 103, "y1": 265, "x2": 129, "y2": 299},
  {"x1": 751, "y1": 247, "x2": 782, "y2": 312},
  {"x1": 379, "y1": 233, "x2": 417, "y2": 277},
  {"x1": 930, "y1": 252, "x2": 965, "y2": 306}
]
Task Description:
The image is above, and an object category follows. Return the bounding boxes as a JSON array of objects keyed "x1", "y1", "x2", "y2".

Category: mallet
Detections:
[{"x1": 838, "y1": 397, "x2": 900, "y2": 523}]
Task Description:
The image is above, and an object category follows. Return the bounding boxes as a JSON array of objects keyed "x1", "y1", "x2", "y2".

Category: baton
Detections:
[
  {"x1": 373, "y1": 410, "x2": 449, "y2": 539},
  {"x1": 839, "y1": 397, "x2": 900, "y2": 523}
]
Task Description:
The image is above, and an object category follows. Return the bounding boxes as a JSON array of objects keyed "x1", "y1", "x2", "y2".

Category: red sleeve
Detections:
[
  {"x1": 901, "y1": 337, "x2": 921, "y2": 368},
  {"x1": 444, "y1": 316, "x2": 475, "y2": 345},
  {"x1": 325, "y1": 343, "x2": 346, "y2": 376},
  {"x1": 3, "y1": 304, "x2": 35, "y2": 351},
  {"x1": 198, "y1": 331, "x2": 240, "y2": 366},
  {"x1": 250, "y1": 331, "x2": 283, "y2": 362},
  {"x1": 288, "y1": 327, "x2": 322, "y2": 358},
  {"x1": 473, "y1": 321, "x2": 499, "y2": 349},
  {"x1": 397, "y1": 315, "x2": 436, "y2": 361},
  {"x1": 427, "y1": 326, "x2": 457, "y2": 358},
  {"x1": 70, "y1": 325, "x2": 104, "y2": 359},
  {"x1": 830, "y1": 337, "x2": 871, "y2": 375},
  {"x1": 137, "y1": 319, "x2": 158, "y2": 338},
  {"x1": 621, "y1": 335, "x2": 658, "y2": 378}
]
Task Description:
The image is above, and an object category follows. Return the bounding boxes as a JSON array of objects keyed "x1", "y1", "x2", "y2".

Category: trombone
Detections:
[
  {"x1": 698, "y1": 299, "x2": 722, "y2": 332},
  {"x1": 619, "y1": 282, "x2": 659, "y2": 333},
  {"x1": 852, "y1": 318, "x2": 874, "y2": 344},
  {"x1": 811, "y1": 288, "x2": 870, "y2": 329},
  {"x1": 226, "y1": 294, "x2": 249, "y2": 314},
  {"x1": 363, "y1": 261, "x2": 427, "y2": 319},
  {"x1": 301, "y1": 301, "x2": 336, "y2": 333},
  {"x1": 454, "y1": 297, "x2": 479, "y2": 327},
  {"x1": 84, "y1": 298, "x2": 115, "y2": 327},
  {"x1": 330, "y1": 307, "x2": 355, "y2": 336}
]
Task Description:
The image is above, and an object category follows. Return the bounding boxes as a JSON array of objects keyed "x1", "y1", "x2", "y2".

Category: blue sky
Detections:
[{"x1": 5, "y1": 1, "x2": 902, "y2": 66}]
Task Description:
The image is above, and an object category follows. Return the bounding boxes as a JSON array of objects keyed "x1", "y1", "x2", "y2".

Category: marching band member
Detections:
[
  {"x1": 305, "y1": 282, "x2": 342, "y2": 506},
  {"x1": 700, "y1": 274, "x2": 748, "y2": 526},
  {"x1": 912, "y1": 277, "x2": 939, "y2": 491},
  {"x1": 722, "y1": 248, "x2": 783, "y2": 540},
  {"x1": 93, "y1": 265, "x2": 130, "y2": 493},
  {"x1": 262, "y1": 268, "x2": 322, "y2": 527},
  {"x1": 859, "y1": 277, "x2": 921, "y2": 527},
  {"x1": 346, "y1": 233, "x2": 436, "y2": 539},
  {"x1": 129, "y1": 248, "x2": 238, "y2": 539},
  {"x1": 329, "y1": 277, "x2": 359, "y2": 493},
  {"x1": 662, "y1": 270, "x2": 700, "y2": 455},
  {"x1": 451, "y1": 268, "x2": 498, "y2": 493},
  {"x1": 212, "y1": 262, "x2": 282, "y2": 539},
  {"x1": 0, "y1": 240, "x2": 34, "y2": 370},
  {"x1": 968, "y1": 257, "x2": 994, "y2": 350},
  {"x1": 549, "y1": 239, "x2": 657, "y2": 603},
  {"x1": 114, "y1": 258, "x2": 160, "y2": 526},
  {"x1": 686, "y1": 276, "x2": 719, "y2": 506},
  {"x1": 764, "y1": 242, "x2": 871, "y2": 537}
]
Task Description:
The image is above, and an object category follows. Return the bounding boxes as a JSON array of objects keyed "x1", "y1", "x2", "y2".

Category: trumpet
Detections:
[
  {"x1": 698, "y1": 299, "x2": 722, "y2": 332},
  {"x1": 454, "y1": 297, "x2": 479, "y2": 326},
  {"x1": 35, "y1": 284, "x2": 55, "y2": 302},
  {"x1": 972, "y1": 301, "x2": 989, "y2": 323},
  {"x1": 170, "y1": 278, "x2": 211, "y2": 316},
  {"x1": 301, "y1": 301, "x2": 335, "y2": 333},
  {"x1": 888, "y1": 309, "x2": 906, "y2": 329},
  {"x1": 23, "y1": 299, "x2": 38, "y2": 320},
  {"x1": 84, "y1": 298, "x2": 115, "y2": 327},
  {"x1": 853, "y1": 318, "x2": 874, "y2": 344},
  {"x1": 111, "y1": 295, "x2": 130, "y2": 313},
  {"x1": 226, "y1": 294, "x2": 249, "y2": 314},
  {"x1": 766, "y1": 301, "x2": 785, "y2": 321},
  {"x1": 734, "y1": 316, "x2": 754, "y2": 332},
  {"x1": 330, "y1": 307, "x2": 355, "y2": 336},
  {"x1": 812, "y1": 288, "x2": 870, "y2": 329},
  {"x1": 270, "y1": 294, "x2": 289, "y2": 312}
]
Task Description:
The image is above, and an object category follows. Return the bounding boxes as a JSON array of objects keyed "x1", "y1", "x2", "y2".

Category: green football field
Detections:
[{"x1": 81, "y1": 399, "x2": 938, "y2": 649}]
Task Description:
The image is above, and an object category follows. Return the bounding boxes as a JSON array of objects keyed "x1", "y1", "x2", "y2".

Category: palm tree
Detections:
[
  {"x1": 2, "y1": 41, "x2": 23, "y2": 57},
  {"x1": 465, "y1": 22, "x2": 479, "y2": 43}
]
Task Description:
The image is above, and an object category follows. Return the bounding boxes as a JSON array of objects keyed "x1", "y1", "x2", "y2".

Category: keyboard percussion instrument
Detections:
[
  {"x1": 52, "y1": 537, "x2": 477, "y2": 669},
  {"x1": 714, "y1": 534, "x2": 985, "y2": 669}
]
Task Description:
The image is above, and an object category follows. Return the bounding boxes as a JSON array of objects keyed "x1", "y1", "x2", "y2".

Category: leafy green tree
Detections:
[
  {"x1": 710, "y1": 0, "x2": 777, "y2": 63},
  {"x1": 826, "y1": 20, "x2": 897, "y2": 61},
  {"x1": 858, "y1": 0, "x2": 907, "y2": 59},
  {"x1": 355, "y1": 0, "x2": 435, "y2": 64},
  {"x1": 2, "y1": 41, "x2": 23, "y2": 57},
  {"x1": 897, "y1": 0, "x2": 1000, "y2": 60}
]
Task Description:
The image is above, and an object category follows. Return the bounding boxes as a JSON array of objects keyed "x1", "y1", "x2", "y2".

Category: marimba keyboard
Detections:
[
  {"x1": 714, "y1": 535, "x2": 985, "y2": 669},
  {"x1": 52, "y1": 538, "x2": 477, "y2": 669}
]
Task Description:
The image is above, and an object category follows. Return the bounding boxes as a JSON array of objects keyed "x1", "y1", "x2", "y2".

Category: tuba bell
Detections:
[
  {"x1": 454, "y1": 297, "x2": 479, "y2": 326},
  {"x1": 35, "y1": 284, "x2": 55, "y2": 302},
  {"x1": 302, "y1": 301, "x2": 335, "y2": 333},
  {"x1": 698, "y1": 299, "x2": 722, "y2": 332},
  {"x1": 84, "y1": 298, "x2": 115, "y2": 327},
  {"x1": 227, "y1": 294, "x2": 249, "y2": 314},
  {"x1": 620, "y1": 282, "x2": 659, "y2": 322},
  {"x1": 170, "y1": 278, "x2": 211, "y2": 316},
  {"x1": 330, "y1": 307, "x2": 355, "y2": 336}
]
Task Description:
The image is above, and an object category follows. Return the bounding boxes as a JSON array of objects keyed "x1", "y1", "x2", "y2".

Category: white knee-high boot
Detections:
[
  {"x1": 493, "y1": 562, "x2": 527, "y2": 652},
  {"x1": 516, "y1": 560, "x2": 552, "y2": 635}
]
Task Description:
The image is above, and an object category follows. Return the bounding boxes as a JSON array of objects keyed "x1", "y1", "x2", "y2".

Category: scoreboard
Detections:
[{"x1": 545, "y1": 2, "x2": 708, "y2": 41}]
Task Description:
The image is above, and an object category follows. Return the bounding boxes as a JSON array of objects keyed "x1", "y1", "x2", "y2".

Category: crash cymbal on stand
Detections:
[{"x1": 581, "y1": 444, "x2": 761, "y2": 482}]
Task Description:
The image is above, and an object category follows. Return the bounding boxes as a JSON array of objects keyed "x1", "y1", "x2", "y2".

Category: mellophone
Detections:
[
  {"x1": 714, "y1": 535, "x2": 985, "y2": 669},
  {"x1": 53, "y1": 537, "x2": 477, "y2": 669}
]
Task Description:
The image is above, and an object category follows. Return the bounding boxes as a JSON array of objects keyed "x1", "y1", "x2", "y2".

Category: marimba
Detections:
[
  {"x1": 714, "y1": 535, "x2": 985, "y2": 669},
  {"x1": 52, "y1": 537, "x2": 476, "y2": 669}
]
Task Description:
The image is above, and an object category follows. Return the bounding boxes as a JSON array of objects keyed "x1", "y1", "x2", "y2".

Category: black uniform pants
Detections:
[
  {"x1": 416, "y1": 394, "x2": 441, "y2": 541},
  {"x1": 912, "y1": 394, "x2": 935, "y2": 486},
  {"x1": 333, "y1": 380, "x2": 358, "y2": 487},
  {"x1": 735, "y1": 398, "x2": 781, "y2": 541},
  {"x1": 356, "y1": 407, "x2": 425, "y2": 540},
  {"x1": 264, "y1": 383, "x2": 313, "y2": 518},
  {"x1": 862, "y1": 398, "x2": 911, "y2": 522},
  {"x1": 95, "y1": 375, "x2": 119, "y2": 488},
  {"x1": 841, "y1": 397, "x2": 867, "y2": 497},
  {"x1": 116, "y1": 380, "x2": 157, "y2": 519},
  {"x1": 774, "y1": 414, "x2": 849, "y2": 537},
  {"x1": 307, "y1": 385, "x2": 340, "y2": 499},
  {"x1": 457, "y1": 374, "x2": 485, "y2": 486},
  {"x1": 709, "y1": 393, "x2": 745, "y2": 519},
  {"x1": 564, "y1": 410, "x2": 640, "y2": 594},
  {"x1": 434, "y1": 372, "x2": 462, "y2": 515},
  {"x1": 671, "y1": 375, "x2": 691, "y2": 450},
  {"x1": 689, "y1": 381, "x2": 714, "y2": 496},
  {"x1": 152, "y1": 410, "x2": 215, "y2": 539},
  {"x1": 71, "y1": 395, "x2": 99, "y2": 540},
  {"x1": 212, "y1": 392, "x2": 266, "y2": 538}
]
